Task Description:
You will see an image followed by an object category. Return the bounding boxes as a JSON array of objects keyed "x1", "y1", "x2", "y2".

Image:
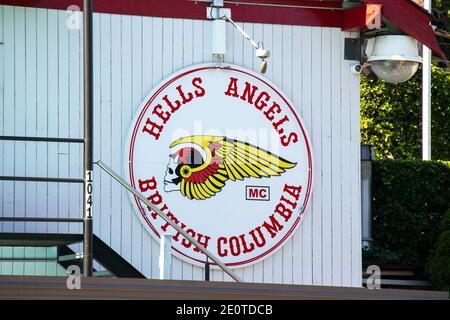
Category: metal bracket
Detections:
[
  {"x1": 206, "y1": 6, "x2": 231, "y2": 19},
  {"x1": 212, "y1": 0, "x2": 224, "y2": 6}
]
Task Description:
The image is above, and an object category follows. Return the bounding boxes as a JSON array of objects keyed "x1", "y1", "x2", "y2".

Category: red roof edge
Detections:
[
  {"x1": 0, "y1": 0, "x2": 343, "y2": 27},
  {"x1": 364, "y1": 0, "x2": 446, "y2": 59},
  {"x1": 343, "y1": 4, "x2": 382, "y2": 32},
  {"x1": 0, "y1": 0, "x2": 445, "y2": 59}
]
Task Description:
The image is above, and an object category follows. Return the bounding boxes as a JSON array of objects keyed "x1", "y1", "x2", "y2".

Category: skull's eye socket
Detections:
[{"x1": 168, "y1": 168, "x2": 174, "y2": 174}]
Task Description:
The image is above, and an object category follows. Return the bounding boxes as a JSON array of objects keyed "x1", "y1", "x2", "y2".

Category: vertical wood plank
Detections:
[
  {"x1": 57, "y1": 10, "x2": 70, "y2": 233},
  {"x1": 100, "y1": 13, "x2": 112, "y2": 246},
  {"x1": 242, "y1": 22, "x2": 253, "y2": 70},
  {"x1": 92, "y1": 12, "x2": 101, "y2": 239},
  {"x1": 351, "y1": 137, "x2": 361, "y2": 287},
  {"x1": 203, "y1": 20, "x2": 211, "y2": 62},
  {"x1": 162, "y1": 18, "x2": 173, "y2": 78},
  {"x1": 170, "y1": 19, "x2": 185, "y2": 280},
  {"x1": 131, "y1": 15, "x2": 143, "y2": 271},
  {"x1": 251, "y1": 23, "x2": 262, "y2": 73},
  {"x1": 120, "y1": 14, "x2": 132, "y2": 263},
  {"x1": 232, "y1": 20, "x2": 244, "y2": 67},
  {"x1": 291, "y1": 25, "x2": 303, "y2": 285},
  {"x1": 350, "y1": 34, "x2": 362, "y2": 288},
  {"x1": 68, "y1": 8, "x2": 82, "y2": 234},
  {"x1": 77, "y1": 10, "x2": 83, "y2": 236},
  {"x1": 192, "y1": 19, "x2": 203, "y2": 66},
  {"x1": 173, "y1": 19, "x2": 183, "y2": 71},
  {"x1": 14, "y1": 6, "x2": 26, "y2": 233},
  {"x1": 182, "y1": 19, "x2": 193, "y2": 68},
  {"x1": 223, "y1": 19, "x2": 233, "y2": 64},
  {"x1": 311, "y1": 26, "x2": 322, "y2": 285},
  {"x1": 150, "y1": 17, "x2": 163, "y2": 279},
  {"x1": 301, "y1": 26, "x2": 313, "y2": 285},
  {"x1": 140, "y1": 15, "x2": 153, "y2": 278},
  {"x1": 2, "y1": 6, "x2": 14, "y2": 229},
  {"x1": 321, "y1": 27, "x2": 332, "y2": 286},
  {"x1": 36, "y1": 8, "x2": 48, "y2": 234},
  {"x1": 340, "y1": 31, "x2": 353, "y2": 287},
  {"x1": 46, "y1": 9, "x2": 59, "y2": 234},
  {"x1": 25, "y1": 8, "x2": 37, "y2": 233},
  {"x1": 330, "y1": 27, "x2": 342, "y2": 286}
]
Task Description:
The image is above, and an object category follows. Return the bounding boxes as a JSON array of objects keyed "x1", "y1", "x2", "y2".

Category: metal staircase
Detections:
[{"x1": 0, "y1": 233, "x2": 144, "y2": 278}]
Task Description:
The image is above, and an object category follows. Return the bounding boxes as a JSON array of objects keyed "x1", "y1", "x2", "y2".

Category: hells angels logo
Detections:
[
  {"x1": 125, "y1": 64, "x2": 313, "y2": 267},
  {"x1": 164, "y1": 135, "x2": 296, "y2": 200}
]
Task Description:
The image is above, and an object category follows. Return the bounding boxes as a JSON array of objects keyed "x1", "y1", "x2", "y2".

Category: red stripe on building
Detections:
[
  {"x1": 0, "y1": 0, "x2": 445, "y2": 58},
  {"x1": 0, "y1": 0, "x2": 343, "y2": 27}
]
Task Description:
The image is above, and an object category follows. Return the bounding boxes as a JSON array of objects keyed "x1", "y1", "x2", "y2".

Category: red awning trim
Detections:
[
  {"x1": 0, "y1": 0, "x2": 343, "y2": 27},
  {"x1": 0, "y1": 0, "x2": 444, "y2": 58},
  {"x1": 220, "y1": 0, "x2": 343, "y2": 8},
  {"x1": 364, "y1": 0, "x2": 446, "y2": 59},
  {"x1": 342, "y1": 4, "x2": 382, "y2": 32}
]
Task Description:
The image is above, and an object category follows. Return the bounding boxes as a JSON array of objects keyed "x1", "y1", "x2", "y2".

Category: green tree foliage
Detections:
[
  {"x1": 427, "y1": 231, "x2": 450, "y2": 290},
  {"x1": 427, "y1": 208, "x2": 450, "y2": 290},
  {"x1": 361, "y1": 65, "x2": 450, "y2": 160},
  {"x1": 371, "y1": 160, "x2": 450, "y2": 266}
]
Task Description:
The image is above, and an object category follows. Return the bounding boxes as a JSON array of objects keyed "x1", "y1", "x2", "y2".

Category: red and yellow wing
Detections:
[{"x1": 171, "y1": 136, "x2": 296, "y2": 200}]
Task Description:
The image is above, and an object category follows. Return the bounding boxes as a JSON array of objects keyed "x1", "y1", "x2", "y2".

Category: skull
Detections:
[{"x1": 163, "y1": 154, "x2": 182, "y2": 192}]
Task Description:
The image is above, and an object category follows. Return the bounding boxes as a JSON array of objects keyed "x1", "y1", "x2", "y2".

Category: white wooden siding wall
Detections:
[{"x1": 0, "y1": 6, "x2": 362, "y2": 287}]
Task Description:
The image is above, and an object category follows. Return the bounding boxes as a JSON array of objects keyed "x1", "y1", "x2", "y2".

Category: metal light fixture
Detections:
[{"x1": 365, "y1": 35, "x2": 422, "y2": 84}]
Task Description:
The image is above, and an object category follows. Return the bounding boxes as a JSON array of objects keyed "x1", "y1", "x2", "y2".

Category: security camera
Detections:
[
  {"x1": 351, "y1": 64, "x2": 362, "y2": 74},
  {"x1": 365, "y1": 35, "x2": 422, "y2": 84}
]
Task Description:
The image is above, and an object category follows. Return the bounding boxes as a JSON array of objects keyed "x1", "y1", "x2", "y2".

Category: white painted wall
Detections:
[{"x1": 0, "y1": 5, "x2": 362, "y2": 286}]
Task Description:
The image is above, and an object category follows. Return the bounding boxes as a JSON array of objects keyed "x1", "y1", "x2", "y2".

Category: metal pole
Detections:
[
  {"x1": 361, "y1": 144, "x2": 374, "y2": 250},
  {"x1": 222, "y1": 16, "x2": 259, "y2": 50},
  {"x1": 422, "y1": 0, "x2": 432, "y2": 160},
  {"x1": 159, "y1": 234, "x2": 172, "y2": 280},
  {"x1": 96, "y1": 160, "x2": 243, "y2": 282},
  {"x1": 205, "y1": 257, "x2": 210, "y2": 281},
  {"x1": 83, "y1": 0, "x2": 94, "y2": 277}
]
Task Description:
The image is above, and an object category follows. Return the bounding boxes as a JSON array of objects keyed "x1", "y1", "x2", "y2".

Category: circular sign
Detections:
[{"x1": 125, "y1": 64, "x2": 313, "y2": 268}]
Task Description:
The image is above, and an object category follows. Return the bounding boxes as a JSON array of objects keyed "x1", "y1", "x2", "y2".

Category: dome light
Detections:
[{"x1": 366, "y1": 35, "x2": 422, "y2": 84}]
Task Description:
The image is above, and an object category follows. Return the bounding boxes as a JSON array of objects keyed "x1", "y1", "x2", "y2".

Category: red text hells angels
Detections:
[{"x1": 141, "y1": 76, "x2": 299, "y2": 147}]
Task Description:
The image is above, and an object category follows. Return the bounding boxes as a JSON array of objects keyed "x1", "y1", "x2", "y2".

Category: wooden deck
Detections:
[{"x1": 0, "y1": 275, "x2": 447, "y2": 300}]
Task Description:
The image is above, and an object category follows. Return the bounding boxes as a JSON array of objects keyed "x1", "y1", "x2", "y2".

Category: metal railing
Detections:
[
  {"x1": 0, "y1": 135, "x2": 85, "y2": 225},
  {"x1": 96, "y1": 160, "x2": 242, "y2": 283},
  {"x1": 0, "y1": 217, "x2": 83, "y2": 223},
  {"x1": 0, "y1": 135, "x2": 85, "y2": 184}
]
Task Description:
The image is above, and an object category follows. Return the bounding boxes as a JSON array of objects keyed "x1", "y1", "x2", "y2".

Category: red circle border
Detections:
[{"x1": 127, "y1": 65, "x2": 313, "y2": 267}]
